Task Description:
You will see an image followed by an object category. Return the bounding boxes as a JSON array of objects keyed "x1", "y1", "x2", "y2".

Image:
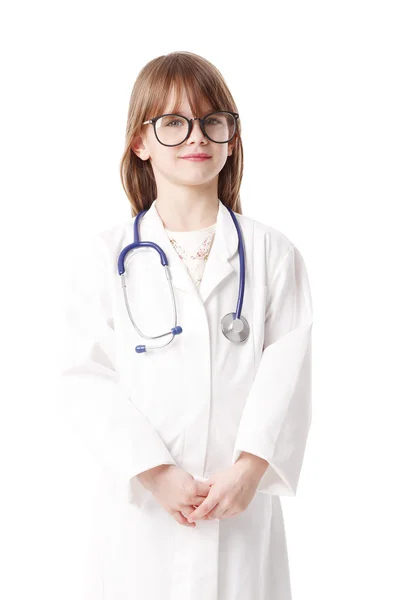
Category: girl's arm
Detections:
[
  {"x1": 59, "y1": 234, "x2": 177, "y2": 507},
  {"x1": 232, "y1": 243, "x2": 313, "y2": 496}
]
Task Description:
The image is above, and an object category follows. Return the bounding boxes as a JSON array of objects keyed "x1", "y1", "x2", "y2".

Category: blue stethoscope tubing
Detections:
[{"x1": 118, "y1": 206, "x2": 250, "y2": 353}]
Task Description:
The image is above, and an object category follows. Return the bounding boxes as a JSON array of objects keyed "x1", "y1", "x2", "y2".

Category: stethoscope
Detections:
[{"x1": 117, "y1": 206, "x2": 249, "y2": 353}]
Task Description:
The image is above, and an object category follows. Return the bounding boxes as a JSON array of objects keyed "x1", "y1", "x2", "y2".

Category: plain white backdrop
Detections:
[{"x1": 1, "y1": 1, "x2": 399, "y2": 598}]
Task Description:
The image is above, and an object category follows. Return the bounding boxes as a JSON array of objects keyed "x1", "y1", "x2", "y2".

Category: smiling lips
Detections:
[{"x1": 181, "y1": 153, "x2": 211, "y2": 161}]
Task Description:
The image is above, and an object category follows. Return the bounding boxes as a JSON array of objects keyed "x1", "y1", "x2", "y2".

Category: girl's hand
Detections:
[
  {"x1": 138, "y1": 465, "x2": 212, "y2": 527},
  {"x1": 186, "y1": 454, "x2": 269, "y2": 522}
]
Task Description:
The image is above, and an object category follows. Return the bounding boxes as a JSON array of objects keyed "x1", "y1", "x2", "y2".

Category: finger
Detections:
[
  {"x1": 173, "y1": 511, "x2": 196, "y2": 527},
  {"x1": 180, "y1": 505, "x2": 198, "y2": 519},
  {"x1": 219, "y1": 509, "x2": 238, "y2": 520},
  {"x1": 192, "y1": 494, "x2": 213, "y2": 506},
  {"x1": 188, "y1": 497, "x2": 218, "y2": 522},
  {"x1": 181, "y1": 505, "x2": 212, "y2": 519},
  {"x1": 204, "y1": 505, "x2": 219, "y2": 519},
  {"x1": 205, "y1": 504, "x2": 227, "y2": 520},
  {"x1": 208, "y1": 500, "x2": 238, "y2": 520},
  {"x1": 196, "y1": 482, "x2": 212, "y2": 496}
]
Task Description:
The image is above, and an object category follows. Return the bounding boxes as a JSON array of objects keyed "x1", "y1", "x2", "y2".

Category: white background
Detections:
[{"x1": 1, "y1": 1, "x2": 399, "y2": 598}]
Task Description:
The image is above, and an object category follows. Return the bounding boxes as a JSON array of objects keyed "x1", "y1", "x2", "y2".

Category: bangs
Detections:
[{"x1": 144, "y1": 67, "x2": 225, "y2": 120}]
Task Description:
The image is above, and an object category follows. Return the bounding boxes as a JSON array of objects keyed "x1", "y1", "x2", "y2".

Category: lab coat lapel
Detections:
[
  {"x1": 138, "y1": 199, "x2": 239, "y2": 304},
  {"x1": 198, "y1": 200, "x2": 238, "y2": 304}
]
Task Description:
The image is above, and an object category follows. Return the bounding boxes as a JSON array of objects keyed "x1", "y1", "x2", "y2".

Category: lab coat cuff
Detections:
[
  {"x1": 128, "y1": 458, "x2": 178, "y2": 508},
  {"x1": 232, "y1": 440, "x2": 296, "y2": 497}
]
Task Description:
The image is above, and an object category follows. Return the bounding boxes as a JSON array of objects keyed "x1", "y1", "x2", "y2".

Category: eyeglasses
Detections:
[{"x1": 141, "y1": 111, "x2": 239, "y2": 147}]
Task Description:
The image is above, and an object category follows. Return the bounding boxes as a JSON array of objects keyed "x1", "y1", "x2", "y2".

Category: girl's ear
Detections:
[
  {"x1": 228, "y1": 134, "x2": 238, "y2": 156},
  {"x1": 131, "y1": 135, "x2": 150, "y2": 161}
]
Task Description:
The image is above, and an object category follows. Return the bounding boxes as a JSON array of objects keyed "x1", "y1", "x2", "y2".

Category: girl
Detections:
[{"x1": 61, "y1": 50, "x2": 313, "y2": 600}]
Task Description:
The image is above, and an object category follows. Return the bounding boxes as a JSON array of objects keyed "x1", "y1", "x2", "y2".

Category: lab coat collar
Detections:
[{"x1": 137, "y1": 199, "x2": 239, "y2": 304}]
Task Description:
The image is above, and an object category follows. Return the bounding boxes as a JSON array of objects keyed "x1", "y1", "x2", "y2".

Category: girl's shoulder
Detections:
[
  {"x1": 234, "y1": 210, "x2": 296, "y2": 257},
  {"x1": 233, "y1": 211, "x2": 312, "y2": 284},
  {"x1": 95, "y1": 216, "x2": 136, "y2": 247}
]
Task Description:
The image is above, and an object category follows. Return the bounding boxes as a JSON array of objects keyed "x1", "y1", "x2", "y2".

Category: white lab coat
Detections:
[{"x1": 60, "y1": 199, "x2": 313, "y2": 600}]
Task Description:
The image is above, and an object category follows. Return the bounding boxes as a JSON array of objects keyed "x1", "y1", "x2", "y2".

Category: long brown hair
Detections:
[{"x1": 119, "y1": 51, "x2": 243, "y2": 217}]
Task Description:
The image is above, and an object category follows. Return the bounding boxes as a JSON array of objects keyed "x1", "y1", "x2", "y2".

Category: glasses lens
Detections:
[
  {"x1": 203, "y1": 112, "x2": 236, "y2": 143},
  {"x1": 154, "y1": 112, "x2": 236, "y2": 145},
  {"x1": 155, "y1": 115, "x2": 189, "y2": 146}
]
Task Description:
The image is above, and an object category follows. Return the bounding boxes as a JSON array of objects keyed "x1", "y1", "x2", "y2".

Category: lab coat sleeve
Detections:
[
  {"x1": 231, "y1": 243, "x2": 313, "y2": 496},
  {"x1": 59, "y1": 233, "x2": 178, "y2": 507}
]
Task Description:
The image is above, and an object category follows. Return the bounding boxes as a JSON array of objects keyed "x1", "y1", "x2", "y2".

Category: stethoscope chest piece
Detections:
[{"x1": 221, "y1": 313, "x2": 250, "y2": 342}]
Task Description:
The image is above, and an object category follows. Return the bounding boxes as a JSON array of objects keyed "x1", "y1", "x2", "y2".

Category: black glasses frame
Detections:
[{"x1": 141, "y1": 110, "x2": 239, "y2": 147}]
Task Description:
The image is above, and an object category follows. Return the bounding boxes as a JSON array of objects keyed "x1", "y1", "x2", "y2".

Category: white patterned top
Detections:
[{"x1": 165, "y1": 222, "x2": 217, "y2": 289}]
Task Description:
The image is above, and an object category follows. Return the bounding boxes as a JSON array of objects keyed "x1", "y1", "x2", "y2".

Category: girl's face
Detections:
[{"x1": 131, "y1": 90, "x2": 235, "y2": 191}]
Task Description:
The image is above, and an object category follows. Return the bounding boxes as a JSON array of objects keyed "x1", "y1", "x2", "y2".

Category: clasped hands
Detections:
[{"x1": 137, "y1": 452, "x2": 269, "y2": 528}]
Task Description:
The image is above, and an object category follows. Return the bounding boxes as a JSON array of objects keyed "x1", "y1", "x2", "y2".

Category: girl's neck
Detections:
[{"x1": 154, "y1": 196, "x2": 219, "y2": 232}]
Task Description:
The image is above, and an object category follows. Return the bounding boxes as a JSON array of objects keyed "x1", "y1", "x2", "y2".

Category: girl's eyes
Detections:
[
  {"x1": 164, "y1": 117, "x2": 221, "y2": 127},
  {"x1": 166, "y1": 120, "x2": 183, "y2": 127}
]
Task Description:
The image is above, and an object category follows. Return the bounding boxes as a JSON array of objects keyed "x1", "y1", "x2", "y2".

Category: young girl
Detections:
[{"x1": 61, "y1": 50, "x2": 313, "y2": 600}]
